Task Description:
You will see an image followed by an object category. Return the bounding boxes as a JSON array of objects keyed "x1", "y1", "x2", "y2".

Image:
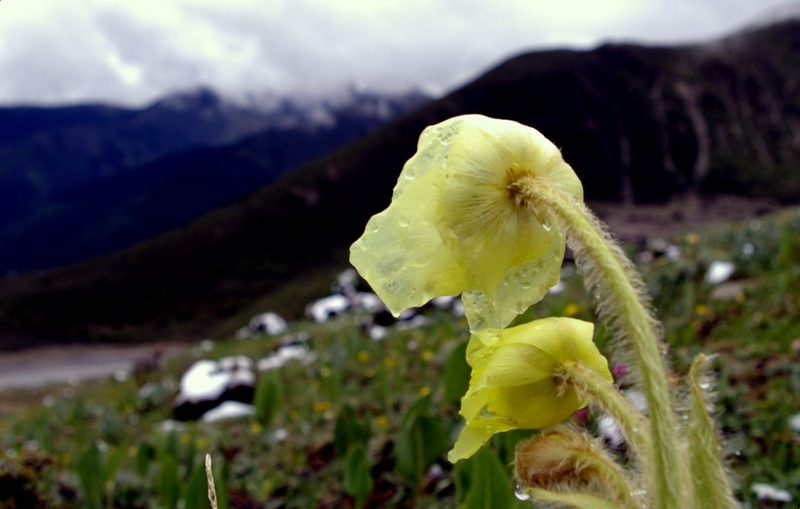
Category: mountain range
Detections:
[
  {"x1": 0, "y1": 88, "x2": 427, "y2": 274},
  {"x1": 0, "y1": 19, "x2": 798, "y2": 349}
]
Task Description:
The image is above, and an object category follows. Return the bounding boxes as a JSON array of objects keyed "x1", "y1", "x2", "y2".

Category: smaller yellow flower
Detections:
[
  {"x1": 376, "y1": 414, "x2": 389, "y2": 429},
  {"x1": 313, "y1": 401, "x2": 332, "y2": 413},
  {"x1": 448, "y1": 317, "x2": 612, "y2": 462}
]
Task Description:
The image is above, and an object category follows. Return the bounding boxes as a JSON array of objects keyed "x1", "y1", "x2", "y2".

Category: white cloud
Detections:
[{"x1": 0, "y1": 0, "x2": 795, "y2": 106}]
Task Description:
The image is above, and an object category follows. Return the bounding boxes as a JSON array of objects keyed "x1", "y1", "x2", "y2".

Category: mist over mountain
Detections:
[
  {"x1": 0, "y1": 19, "x2": 798, "y2": 347},
  {"x1": 0, "y1": 88, "x2": 428, "y2": 274}
]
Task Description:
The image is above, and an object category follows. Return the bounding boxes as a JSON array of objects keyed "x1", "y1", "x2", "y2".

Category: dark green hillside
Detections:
[{"x1": 1, "y1": 20, "x2": 799, "y2": 347}]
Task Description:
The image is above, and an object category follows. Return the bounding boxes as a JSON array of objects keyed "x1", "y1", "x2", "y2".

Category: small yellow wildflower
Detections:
[
  {"x1": 376, "y1": 414, "x2": 389, "y2": 429},
  {"x1": 350, "y1": 115, "x2": 583, "y2": 331},
  {"x1": 694, "y1": 304, "x2": 708, "y2": 316},
  {"x1": 251, "y1": 422, "x2": 263, "y2": 434},
  {"x1": 313, "y1": 401, "x2": 332, "y2": 414},
  {"x1": 564, "y1": 303, "x2": 580, "y2": 317},
  {"x1": 384, "y1": 357, "x2": 397, "y2": 368},
  {"x1": 419, "y1": 386, "x2": 431, "y2": 396},
  {"x1": 421, "y1": 349, "x2": 434, "y2": 362},
  {"x1": 357, "y1": 351, "x2": 370, "y2": 363},
  {"x1": 449, "y1": 317, "x2": 612, "y2": 462}
]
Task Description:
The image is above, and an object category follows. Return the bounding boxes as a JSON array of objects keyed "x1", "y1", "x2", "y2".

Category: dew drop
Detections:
[
  {"x1": 398, "y1": 216, "x2": 410, "y2": 228},
  {"x1": 478, "y1": 405, "x2": 497, "y2": 419},
  {"x1": 541, "y1": 219, "x2": 551, "y2": 232},
  {"x1": 405, "y1": 169, "x2": 417, "y2": 180},
  {"x1": 371, "y1": 224, "x2": 380, "y2": 233},
  {"x1": 514, "y1": 486, "x2": 531, "y2": 501}
]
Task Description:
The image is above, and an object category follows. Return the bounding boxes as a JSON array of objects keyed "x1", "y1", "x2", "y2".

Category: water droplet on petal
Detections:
[
  {"x1": 515, "y1": 487, "x2": 531, "y2": 501},
  {"x1": 398, "y1": 216, "x2": 410, "y2": 228}
]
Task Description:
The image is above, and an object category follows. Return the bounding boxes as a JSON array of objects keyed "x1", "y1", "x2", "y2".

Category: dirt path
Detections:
[{"x1": 0, "y1": 343, "x2": 188, "y2": 390}]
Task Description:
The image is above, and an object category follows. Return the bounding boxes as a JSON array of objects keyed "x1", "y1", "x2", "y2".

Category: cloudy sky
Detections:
[{"x1": 0, "y1": 0, "x2": 795, "y2": 107}]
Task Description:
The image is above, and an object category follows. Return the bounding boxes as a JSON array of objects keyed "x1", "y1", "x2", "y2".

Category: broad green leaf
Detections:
[{"x1": 343, "y1": 444, "x2": 373, "y2": 509}]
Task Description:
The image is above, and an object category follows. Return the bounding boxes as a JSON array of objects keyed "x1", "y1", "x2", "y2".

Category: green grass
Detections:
[{"x1": 1, "y1": 207, "x2": 799, "y2": 508}]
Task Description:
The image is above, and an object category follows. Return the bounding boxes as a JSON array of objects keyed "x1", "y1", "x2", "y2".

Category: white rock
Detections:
[
  {"x1": 548, "y1": 280, "x2": 565, "y2": 294},
  {"x1": 308, "y1": 294, "x2": 349, "y2": 322},
  {"x1": 751, "y1": 482, "x2": 793, "y2": 502},
  {"x1": 706, "y1": 261, "x2": 735, "y2": 284},
  {"x1": 257, "y1": 345, "x2": 316, "y2": 372},
  {"x1": 201, "y1": 401, "x2": 256, "y2": 423},
  {"x1": 352, "y1": 292, "x2": 385, "y2": 313},
  {"x1": 597, "y1": 415, "x2": 624, "y2": 449},
  {"x1": 431, "y1": 296, "x2": 456, "y2": 308},
  {"x1": 368, "y1": 324, "x2": 388, "y2": 341},
  {"x1": 788, "y1": 413, "x2": 800, "y2": 434},
  {"x1": 177, "y1": 360, "x2": 228, "y2": 403},
  {"x1": 249, "y1": 312, "x2": 288, "y2": 335}
]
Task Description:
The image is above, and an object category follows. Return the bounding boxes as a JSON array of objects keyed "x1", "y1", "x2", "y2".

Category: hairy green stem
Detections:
[
  {"x1": 520, "y1": 176, "x2": 686, "y2": 509},
  {"x1": 687, "y1": 354, "x2": 738, "y2": 509},
  {"x1": 560, "y1": 362, "x2": 653, "y2": 472}
]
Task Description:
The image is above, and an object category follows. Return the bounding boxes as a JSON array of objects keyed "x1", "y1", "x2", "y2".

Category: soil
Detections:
[{"x1": 0, "y1": 343, "x2": 189, "y2": 391}]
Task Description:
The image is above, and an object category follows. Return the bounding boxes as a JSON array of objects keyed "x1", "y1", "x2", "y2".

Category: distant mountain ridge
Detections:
[
  {"x1": 0, "y1": 88, "x2": 428, "y2": 274},
  {"x1": 1, "y1": 19, "x2": 799, "y2": 347}
]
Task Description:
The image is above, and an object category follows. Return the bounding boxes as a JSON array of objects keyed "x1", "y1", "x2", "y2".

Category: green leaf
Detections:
[
  {"x1": 158, "y1": 453, "x2": 180, "y2": 509},
  {"x1": 343, "y1": 444, "x2": 374, "y2": 509},
  {"x1": 183, "y1": 462, "x2": 209, "y2": 509},
  {"x1": 334, "y1": 404, "x2": 371, "y2": 458},
  {"x1": 462, "y1": 446, "x2": 524, "y2": 509},
  {"x1": 394, "y1": 396, "x2": 449, "y2": 486},
  {"x1": 254, "y1": 370, "x2": 283, "y2": 426},
  {"x1": 76, "y1": 443, "x2": 104, "y2": 509},
  {"x1": 444, "y1": 340, "x2": 470, "y2": 405}
]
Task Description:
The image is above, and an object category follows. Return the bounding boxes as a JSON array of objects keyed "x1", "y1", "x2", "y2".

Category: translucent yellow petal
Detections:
[
  {"x1": 435, "y1": 117, "x2": 566, "y2": 330},
  {"x1": 470, "y1": 343, "x2": 557, "y2": 389},
  {"x1": 448, "y1": 422, "x2": 505, "y2": 463},
  {"x1": 349, "y1": 114, "x2": 584, "y2": 330},
  {"x1": 349, "y1": 170, "x2": 467, "y2": 315},
  {"x1": 496, "y1": 318, "x2": 612, "y2": 382},
  {"x1": 391, "y1": 116, "x2": 465, "y2": 198},
  {"x1": 489, "y1": 380, "x2": 583, "y2": 429},
  {"x1": 462, "y1": 235, "x2": 565, "y2": 331}
]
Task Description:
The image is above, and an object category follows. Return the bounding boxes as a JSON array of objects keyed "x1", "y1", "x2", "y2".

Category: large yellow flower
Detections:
[
  {"x1": 448, "y1": 317, "x2": 612, "y2": 462},
  {"x1": 349, "y1": 114, "x2": 583, "y2": 331}
]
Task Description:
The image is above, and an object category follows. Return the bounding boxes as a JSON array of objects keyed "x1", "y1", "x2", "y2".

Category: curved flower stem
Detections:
[
  {"x1": 687, "y1": 354, "x2": 737, "y2": 509},
  {"x1": 519, "y1": 176, "x2": 687, "y2": 509},
  {"x1": 559, "y1": 361, "x2": 653, "y2": 471}
]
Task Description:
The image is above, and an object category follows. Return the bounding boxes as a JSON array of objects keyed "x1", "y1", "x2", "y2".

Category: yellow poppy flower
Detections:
[
  {"x1": 349, "y1": 114, "x2": 582, "y2": 331},
  {"x1": 448, "y1": 317, "x2": 612, "y2": 462}
]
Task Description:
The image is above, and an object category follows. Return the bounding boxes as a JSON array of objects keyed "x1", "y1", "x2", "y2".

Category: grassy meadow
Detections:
[{"x1": 1, "y1": 207, "x2": 799, "y2": 508}]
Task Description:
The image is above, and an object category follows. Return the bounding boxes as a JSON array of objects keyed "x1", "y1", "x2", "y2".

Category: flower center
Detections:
[{"x1": 506, "y1": 166, "x2": 538, "y2": 209}]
